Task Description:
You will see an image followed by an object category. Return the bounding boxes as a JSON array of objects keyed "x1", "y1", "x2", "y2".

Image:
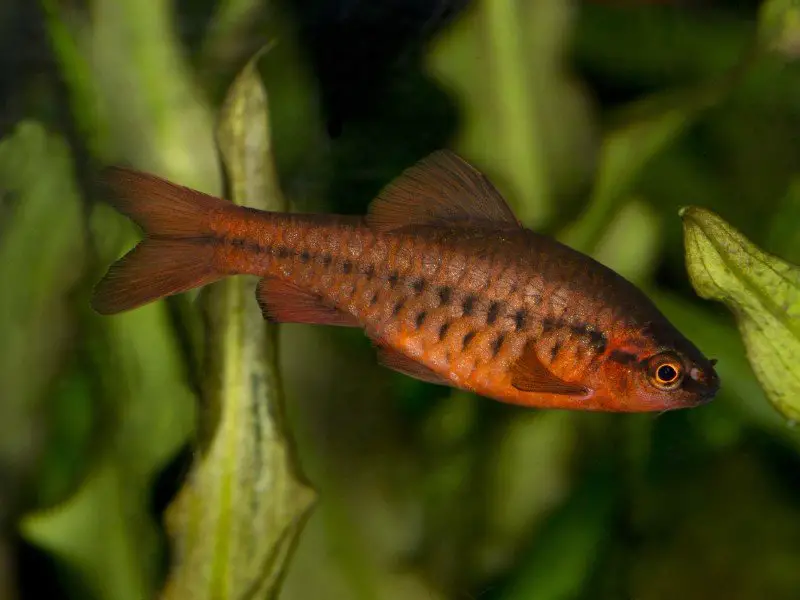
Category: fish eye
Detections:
[{"x1": 647, "y1": 354, "x2": 683, "y2": 390}]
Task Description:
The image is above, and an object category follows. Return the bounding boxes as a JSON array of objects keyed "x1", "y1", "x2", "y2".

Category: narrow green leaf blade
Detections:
[
  {"x1": 161, "y1": 48, "x2": 316, "y2": 600},
  {"x1": 681, "y1": 206, "x2": 800, "y2": 421}
]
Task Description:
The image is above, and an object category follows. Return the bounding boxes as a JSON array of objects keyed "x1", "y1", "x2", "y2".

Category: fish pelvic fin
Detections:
[
  {"x1": 91, "y1": 167, "x2": 235, "y2": 314},
  {"x1": 255, "y1": 278, "x2": 361, "y2": 327},
  {"x1": 511, "y1": 342, "x2": 589, "y2": 396}
]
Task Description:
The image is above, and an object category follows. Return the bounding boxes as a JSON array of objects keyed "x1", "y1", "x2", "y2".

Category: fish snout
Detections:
[{"x1": 687, "y1": 360, "x2": 720, "y2": 404}]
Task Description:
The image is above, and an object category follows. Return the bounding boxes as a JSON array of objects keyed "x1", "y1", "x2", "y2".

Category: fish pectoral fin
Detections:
[
  {"x1": 511, "y1": 342, "x2": 589, "y2": 396},
  {"x1": 375, "y1": 345, "x2": 451, "y2": 386},
  {"x1": 256, "y1": 278, "x2": 360, "y2": 327},
  {"x1": 366, "y1": 150, "x2": 522, "y2": 232}
]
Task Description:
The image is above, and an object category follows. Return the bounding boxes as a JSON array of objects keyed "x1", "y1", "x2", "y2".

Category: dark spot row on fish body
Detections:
[
  {"x1": 412, "y1": 278, "x2": 426, "y2": 295},
  {"x1": 370, "y1": 291, "x2": 380, "y2": 306},
  {"x1": 486, "y1": 301, "x2": 501, "y2": 325},
  {"x1": 463, "y1": 295, "x2": 477, "y2": 316},
  {"x1": 300, "y1": 250, "x2": 311, "y2": 263},
  {"x1": 393, "y1": 297, "x2": 405, "y2": 316},
  {"x1": 415, "y1": 311, "x2": 427, "y2": 328},
  {"x1": 514, "y1": 310, "x2": 527, "y2": 332},
  {"x1": 541, "y1": 317, "x2": 557, "y2": 334},
  {"x1": 492, "y1": 333, "x2": 505, "y2": 357},
  {"x1": 462, "y1": 330, "x2": 476, "y2": 350},
  {"x1": 550, "y1": 341, "x2": 562, "y2": 362},
  {"x1": 568, "y1": 323, "x2": 608, "y2": 353},
  {"x1": 438, "y1": 321, "x2": 450, "y2": 341},
  {"x1": 342, "y1": 260, "x2": 353, "y2": 274},
  {"x1": 439, "y1": 286, "x2": 452, "y2": 305}
]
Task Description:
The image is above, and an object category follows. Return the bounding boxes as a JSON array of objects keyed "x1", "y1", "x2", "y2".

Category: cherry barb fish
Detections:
[{"x1": 92, "y1": 150, "x2": 720, "y2": 412}]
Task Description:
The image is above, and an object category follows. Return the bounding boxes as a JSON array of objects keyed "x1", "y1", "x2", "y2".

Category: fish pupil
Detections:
[{"x1": 657, "y1": 364, "x2": 678, "y2": 383}]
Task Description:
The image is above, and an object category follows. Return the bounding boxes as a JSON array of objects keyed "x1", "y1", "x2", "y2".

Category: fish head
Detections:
[{"x1": 595, "y1": 326, "x2": 720, "y2": 412}]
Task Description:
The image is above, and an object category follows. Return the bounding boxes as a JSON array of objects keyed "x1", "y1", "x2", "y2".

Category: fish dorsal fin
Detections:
[
  {"x1": 366, "y1": 150, "x2": 522, "y2": 232},
  {"x1": 511, "y1": 342, "x2": 589, "y2": 396},
  {"x1": 375, "y1": 344, "x2": 451, "y2": 386},
  {"x1": 256, "y1": 278, "x2": 360, "y2": 327}
]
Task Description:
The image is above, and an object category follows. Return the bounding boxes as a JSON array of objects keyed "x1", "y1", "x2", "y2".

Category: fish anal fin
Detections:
[
  {"x1": 256, "y1": 278, "x2": 360, "y2": 327},
  {"x1": 375, "y1": 345, "x2": 450, "y2": 386},
  {"x1": 366, "y1": 150, "x2": 522, "y2": 232},
  {"x1": 511, "y1": 342, "x2": 588, "y2": 396},
  {"x1": 91, "y1": 239, "x2": 221, "y2": 314}
]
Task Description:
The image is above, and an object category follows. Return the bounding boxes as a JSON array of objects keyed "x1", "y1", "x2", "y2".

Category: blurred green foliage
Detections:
[{"x1": 2, "y1": 1, "x2": 800, "y2": 600}]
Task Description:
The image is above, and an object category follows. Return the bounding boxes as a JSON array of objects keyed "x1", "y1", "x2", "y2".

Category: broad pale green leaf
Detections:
[
  {"x1": 681, "y1": 206, "x2": 800, "y2": 422},
  {"x1": 160, "y1": 48, "x2": 316, "y2": 600}
]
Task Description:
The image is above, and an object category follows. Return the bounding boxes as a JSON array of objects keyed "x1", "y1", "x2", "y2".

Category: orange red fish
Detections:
[{"x1": 92, "y1": 151, "x2": 720, "y2": 412}]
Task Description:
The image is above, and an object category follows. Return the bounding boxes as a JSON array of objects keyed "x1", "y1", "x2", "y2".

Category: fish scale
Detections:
[{"x1": 91, "y1": 150, "x2": 720, "y2": 412}]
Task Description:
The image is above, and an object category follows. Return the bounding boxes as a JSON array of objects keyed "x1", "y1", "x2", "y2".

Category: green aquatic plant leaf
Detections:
[
  {"x1": 681, "y1": 206, "x2": 800, "y2": 422},
  {"x1": 160, "y1": 47, "x2": 316, "y2": 600},
  {"x1": 20, "y1": 0, "x2": 227, "y2": 596},
  {"x1": 0, "y1": 121, "x2": 86, "y2": 513}
]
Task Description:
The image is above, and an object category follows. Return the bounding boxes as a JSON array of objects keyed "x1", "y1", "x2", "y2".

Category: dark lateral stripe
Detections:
[{"x1": 609, "y1": 350, "x2": 637, "y2": 365}]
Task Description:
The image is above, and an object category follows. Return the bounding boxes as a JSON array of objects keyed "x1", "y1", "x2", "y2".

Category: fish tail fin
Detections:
[
  {"x1": 91, "y1": 167, "x2": 233, "y2": 314},
  {"x1": 97, "y1": 166, "x2": 231, "y2": 238}
]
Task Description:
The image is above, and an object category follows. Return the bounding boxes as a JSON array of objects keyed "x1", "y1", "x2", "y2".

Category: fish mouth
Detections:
[{"x1": 694, "y1": 380, "x2": 721, "y2": 405}]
